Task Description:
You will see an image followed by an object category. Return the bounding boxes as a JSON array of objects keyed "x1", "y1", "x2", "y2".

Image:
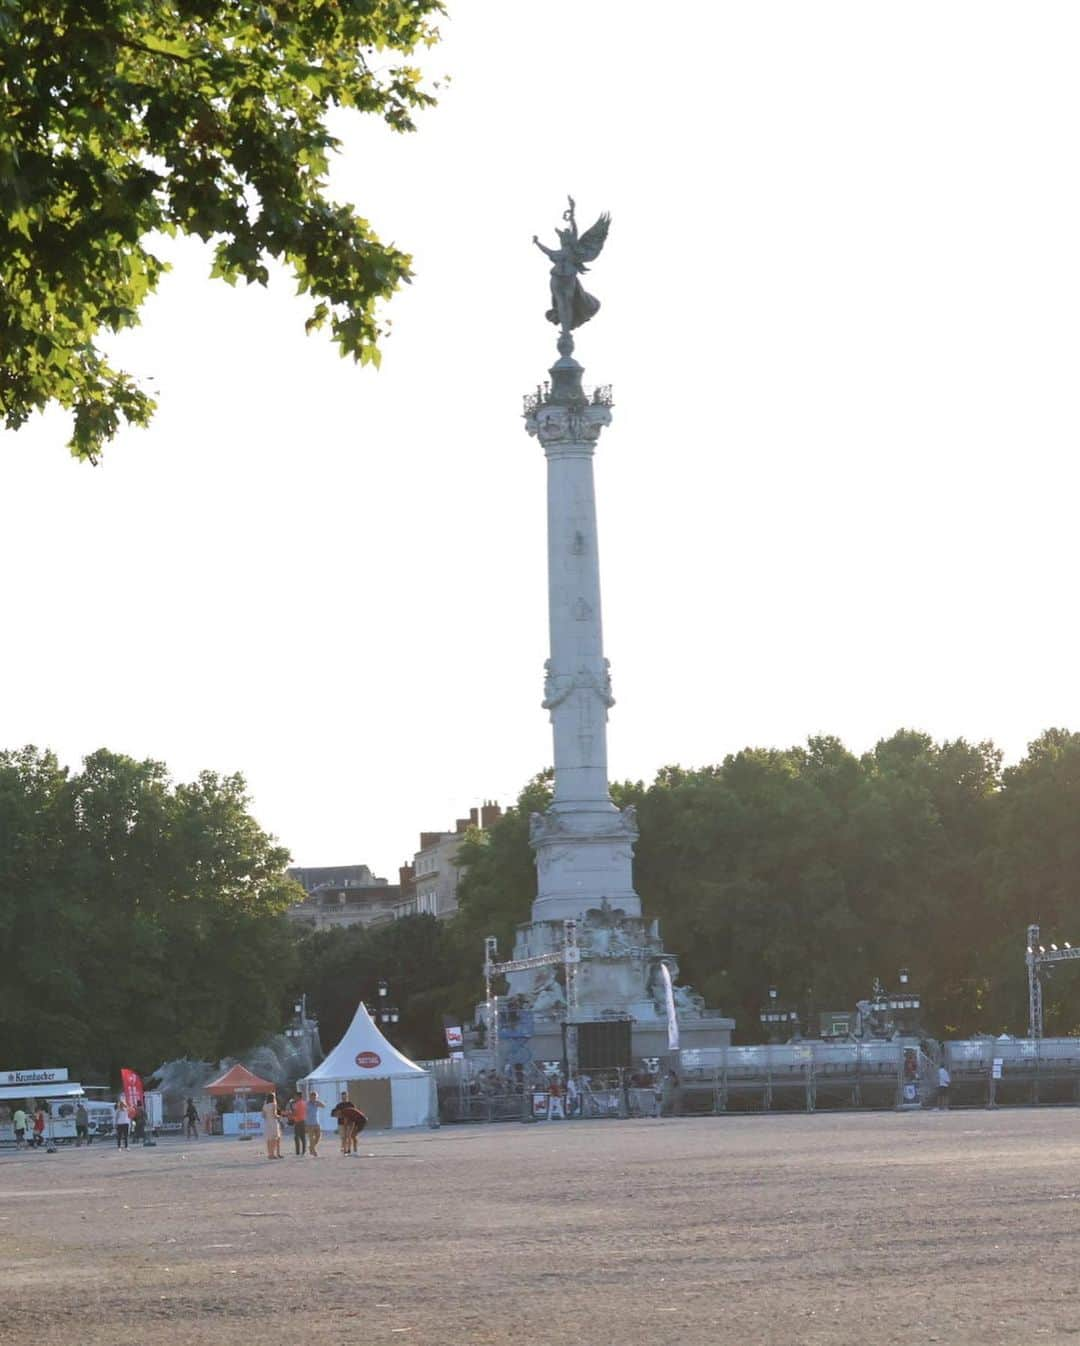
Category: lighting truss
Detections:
[{"x1": 1026, "y1": 923, "x2": 1080, "y2": 1040}]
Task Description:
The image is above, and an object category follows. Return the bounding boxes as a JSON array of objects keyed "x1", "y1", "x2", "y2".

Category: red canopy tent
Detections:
[
  {"x1": 203, "y1": 1064, "x2": 277, "y2": 1139},
  {"x1": 204, "y1": 1064, "x2": 276, "y2": 1096}
]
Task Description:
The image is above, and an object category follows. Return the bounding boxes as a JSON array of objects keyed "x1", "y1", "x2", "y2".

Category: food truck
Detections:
[
  {"x1": 0, "y1": 1069, "x2": 163, "y2": 1144},
  {"x1": 0, "y1": 1067, "x2": 86, "y2": 1145}
]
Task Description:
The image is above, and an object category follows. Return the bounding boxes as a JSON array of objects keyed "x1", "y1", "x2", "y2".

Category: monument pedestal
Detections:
[{"x1": 497, "y1": 907, "x2": 733, "y2": 1070}]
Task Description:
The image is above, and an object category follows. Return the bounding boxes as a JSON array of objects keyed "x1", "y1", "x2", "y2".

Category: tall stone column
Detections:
[
  {"x1": 524, "y1": 345, "x2": 640, "y2": 923},
  {"x1": 469, "y1": 201, "x2": 734, "y2": 1071}
]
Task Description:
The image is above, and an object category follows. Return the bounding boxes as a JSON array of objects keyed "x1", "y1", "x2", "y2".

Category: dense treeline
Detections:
[
  {"x1": 441, "y1": 729, "x2": 1080, "y2": 1043},
  {"x1": 5, "y1": 730, "x2": 1079, "y2": 1081},
  {"x1": 0, "y1": 747, "x2": 302, "y2": 1079}
]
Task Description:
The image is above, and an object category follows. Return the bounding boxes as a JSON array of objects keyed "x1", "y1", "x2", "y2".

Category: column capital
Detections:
[{"x1": 524, "y1": 399, "x2": 613, "y2": 454}]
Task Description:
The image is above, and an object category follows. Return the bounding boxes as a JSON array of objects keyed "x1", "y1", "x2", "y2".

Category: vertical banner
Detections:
[
  {"x1": 659, "y1": 962, "x2": 680, "y2": 1051},
  {"x1": 443, "y1": 1016, "x2": 464, "y2": 1052},
  {"x1": 120, "y1": 1068, "x2": 144, "y2": 1113}
]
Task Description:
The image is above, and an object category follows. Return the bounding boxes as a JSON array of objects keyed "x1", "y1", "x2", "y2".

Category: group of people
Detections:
[
  {"x1": 259, "y1": 1089, "x2": 367, "y2": 1160},
  {"x1": 112, "y1": 1097, "x2": 150, "y2": 1148},
  {"x1": 11, "y1": 1106, "x2": 48, "y2": 1149},
  {"x1": 11, "y1": 1100, "x2": 139, "y2": 1149}
]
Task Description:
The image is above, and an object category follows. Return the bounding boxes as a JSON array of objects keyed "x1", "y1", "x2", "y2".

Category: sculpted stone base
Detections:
[{"x1": 478, "y1": 903, "x2": 733, "y2": 1073}]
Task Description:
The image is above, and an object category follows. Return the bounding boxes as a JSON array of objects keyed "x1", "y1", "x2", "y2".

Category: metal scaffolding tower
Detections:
[
  {"x1": 483, "y1": 920, "x2": 580, "y2": 1061},
  {"x1": 1026, "y1": 923, "x2": 1080, "y2": 1039}
]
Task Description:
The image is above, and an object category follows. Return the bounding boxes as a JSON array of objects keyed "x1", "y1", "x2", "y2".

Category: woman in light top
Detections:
[
  {"x1": 113, "y1": 1098, "x2": 130, "y2": 1150},
  {"x1": 261, "y1": 1093, "x2": 282, "y2": 1159}
]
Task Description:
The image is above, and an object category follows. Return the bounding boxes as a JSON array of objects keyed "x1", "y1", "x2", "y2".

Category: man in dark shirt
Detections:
[{"x1": 330, "y1": 1095, "x2": 367, "y2": 1156}]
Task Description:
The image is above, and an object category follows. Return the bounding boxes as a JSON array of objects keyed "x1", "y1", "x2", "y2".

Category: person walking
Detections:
[
  {"x1": 32, "y1": 1106, "x2": 47, "y2": 1148},
  {"x1": 331, "y1": 1093, "x2": 353, "y2": 1154},
  {"x1": 261, "y1": 1093, "x2": 282, "y2": 1159},
  {"x1": 290, "y1": 1093, "x2": 308, "y2": 1156},
  {"x1": 75, "y1": 1102, "x2": 90, "y2": 1146},
  {"x1": 114, "y1": 1098, "x2": 130, "y2": 1149},
  {"x1": 307, "y1": 1089, "x2": 326, "y2": 1158},
  {"x1": 937, "y1": 1063, "x2": 951, "y2": 1110},
  {"x1": 184, "y1": 1097, "x2": 200, "y2": 1139},
  {"x1": 345, "y1": 1101, "x2": 366, "y2": 1154},
  {"x1": 12, "y1": 1105, "x2": 27, "y2": 1150},
  {"x1": 331, "y1": 1094, "x2": 367, "y2": 1155}
]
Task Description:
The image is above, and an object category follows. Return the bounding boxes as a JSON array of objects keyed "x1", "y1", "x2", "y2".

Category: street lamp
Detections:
[
  {"x1": 285, "y1": 996, "x2": 306, "y2": 1038},
  {"x1": 760, "y1": 986, "x2": 799, "y2": 1042},
  {"x1": 375, "y1": 980, "x2": 401, "y2": 1032}
]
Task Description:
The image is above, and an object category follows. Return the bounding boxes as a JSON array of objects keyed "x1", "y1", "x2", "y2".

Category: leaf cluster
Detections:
[{"x1": 0, "y1": 0, "x2": 442, "y2": 459}]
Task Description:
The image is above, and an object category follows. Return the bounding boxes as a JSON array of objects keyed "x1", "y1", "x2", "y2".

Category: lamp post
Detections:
[
  {"x1": 888, "y1": 968, "x2": 921, "y2": 1032},
  {"x1": 869, "y1": 970, "x2": 922, "y2": 1037},
  {"x1": 285, "y1": 997, "x2": 305, "y2": 1040},
  {"x1": 759, "y1": 985, "x2": 800, "y2": 1044},
  {"x1": 376, "y1": 980, "x2": 400, "y2": 1037}
]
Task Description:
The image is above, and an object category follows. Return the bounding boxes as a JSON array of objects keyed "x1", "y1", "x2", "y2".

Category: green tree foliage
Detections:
[
  {"x1": 0, "y1": 0, "x2": 442, "y2": 460},
  {"x1": 298, "y1": 913, "x2": 460, "y2": 1062},
  {"x1": 627, "y1": 732, "x2": 1003, "y2": 1038},
  {"x1": 421, "y1": 732, "x2": 1078, "y2": 1042},
  {"x1": 987, "y1": 729, "x2": 1080, "y2": 1036},
  {"x1": 452, "y1": 770, "x2": 553, "y2": 956},
  {"x1": 0, "y1": 745, "x2": 301, "y2": 1077}
]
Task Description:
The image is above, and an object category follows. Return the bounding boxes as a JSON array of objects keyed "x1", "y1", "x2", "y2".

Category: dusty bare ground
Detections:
[{"x1": 3, "y1": 1109, "x2": 1080, "y2": 1345}]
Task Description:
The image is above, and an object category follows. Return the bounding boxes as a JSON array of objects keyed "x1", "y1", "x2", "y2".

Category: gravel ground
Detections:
[{"x1": 3, "y1": 1108, "x2": 1080, "y2": 1345}]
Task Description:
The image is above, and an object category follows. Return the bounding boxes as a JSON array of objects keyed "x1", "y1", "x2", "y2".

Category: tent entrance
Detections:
[{"x1": 347, "y1": 1080, "x2": 392, "y2": 1130}]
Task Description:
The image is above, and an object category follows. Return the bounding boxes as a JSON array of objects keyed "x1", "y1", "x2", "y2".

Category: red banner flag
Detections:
[{"x1": 120, "y1": 1068, "x2": 144, "y2": 1113}]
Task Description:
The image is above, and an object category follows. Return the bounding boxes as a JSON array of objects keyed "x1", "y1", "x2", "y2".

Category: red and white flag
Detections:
[{"x1": 120, "y1": 1068, "x2": 144, "y2": 1112}]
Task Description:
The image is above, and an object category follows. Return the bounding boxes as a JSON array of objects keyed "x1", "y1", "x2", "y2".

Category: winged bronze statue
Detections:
[{"x1": 533, "y1": 196, "x2": 611, "y2": 335}]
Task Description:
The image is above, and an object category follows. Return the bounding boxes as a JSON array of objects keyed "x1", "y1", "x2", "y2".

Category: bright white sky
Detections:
[{"x1": 2, "y1": 2, "x2": 1078, "y2": 876}]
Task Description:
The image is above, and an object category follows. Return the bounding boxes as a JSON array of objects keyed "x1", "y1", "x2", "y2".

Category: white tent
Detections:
[{"x1": 299, "y1": 1002, "x2": 434, "y2": 1130}]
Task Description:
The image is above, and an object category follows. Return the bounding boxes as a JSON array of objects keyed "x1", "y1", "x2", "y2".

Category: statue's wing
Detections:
[{"x1": 575, "y1": 212, "x2": 611, "y2": 263}]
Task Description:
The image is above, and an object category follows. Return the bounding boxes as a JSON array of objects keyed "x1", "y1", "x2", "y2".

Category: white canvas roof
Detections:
[
  {"x1": 0, "y1": 1082, "x2": 85, "y2": 1102},
  {"x1": 303, "y1": 1001, "x2": 428, "y2": 1083}
]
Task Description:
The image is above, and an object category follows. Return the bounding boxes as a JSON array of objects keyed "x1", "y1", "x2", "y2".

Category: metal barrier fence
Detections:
[
  {"x1": 433, "y1": 1044, "x2": 939, "y2": 1124},
  {"x1": 673, "y1": 1041, "x2": 936, "y2": 1114},
  {"x1": 433, "y1": 1066, "x2": 665, "y2": 1125},
  {"x1": 430, "y1": 1040, "x2": 1080, "y2": 1122},
  {"x1": 945, "y1": 1040, "x2": 1080, "y2": 1107}
]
